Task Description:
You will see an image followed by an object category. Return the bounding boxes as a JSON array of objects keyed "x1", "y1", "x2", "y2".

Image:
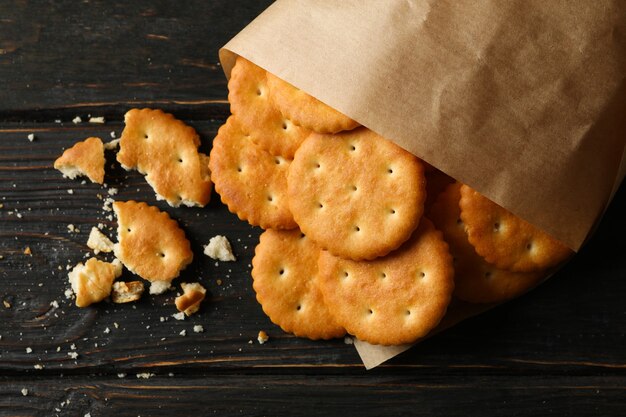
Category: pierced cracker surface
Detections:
[
  {"x1": 113, "y1": 200, "x2": 193, "y2": 282},
  {"x1": 228, "y1": 57, "x2": 310, "y2": 158},
  {"x1": 54, "y1": 137, "x2": 105, "y2": 184},
  {"x1": 317, "y1": 219, "x2": 454, "y2": 345},
  {"x1": 459, "y1": 185, "x2": 573, "y2": 273},
  {"x1": 252, "y1": 228, "x2": 345, "y2": 340},
  {"x1": 266, "y1": 72, "x2": 359, "y2": 134},
  {"x1": 116, "y1": 108, "x2": 212, "y2": 207},
  {"x1": 209, "y1": 117, "x2": 297, "y2": 230},
  {"x1": 288, "y1": 127, "x2": 425, "y2": 260},
  {"x1": 430, "y1": 183, "x2": 545, "y2": 303}
]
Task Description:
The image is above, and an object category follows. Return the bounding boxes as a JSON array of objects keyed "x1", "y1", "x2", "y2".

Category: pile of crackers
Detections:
[{"x1": 210, "y1": 57, "x2": 573, "y2": 345}]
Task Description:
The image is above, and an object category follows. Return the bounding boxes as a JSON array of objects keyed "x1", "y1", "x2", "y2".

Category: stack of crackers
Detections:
[{"x1": 210, "y1": 57, "x2": 573, "y2": 346}]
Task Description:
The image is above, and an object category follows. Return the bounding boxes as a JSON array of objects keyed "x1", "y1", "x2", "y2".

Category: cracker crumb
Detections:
[
  {"x1": 104, "y1": 138, "x2": 119, "y2": 150},
  {"x1": 113, "y1": 322, "x2": 119, "y2": 329},
  {"x1": 171, "y1": 312, "x2": 185, "y2": 321},
  {"x1": 50, "y1": 300, "x2": 59, "y2": 308},
  {"x1": 70, "y1": 344, "x2": 76, "y2": 350},
  {"x1": 175, "y1": 282, "x2": 206, "y2": 316},
  {"x1": 67, "y1": 224, "x2": 76, "y2": 233},
  {"x1": 64, "y1": 288, "x2": 74, "y2": 299},
  {"x1": 26, "y1": 347, "x2": 32, "y2": 353},
  {"x1": 103, "y1": 327, "x2": 110, "y2": 334},
  {"x1": 20, "y1": 388, "x2": 28, "y2": 396},
  {"x1": 117, "y1": 373, "x2": 126, "y2": 378},
  {"x1": 193, "y1": 325, "x2": 204, "y2": 333},
  {"x1": 72, "y1": 116, "x2": 82, "y2": 124},
  {"x1": 179, "y1": 329, "x2": 186, "y2": 336},
  {"x1": 67, "y1": 351, "x2": 78, "y2": 359},
  {"x1": 257, "y1": 330, "x2": 269, "y2": 345},
  {"x1": 3, "y1": 300, "x2": 11, "y2": 308},
  {"x1": 343, "y1": 336, "x2": 354, "y2": 345},
  {"x1": 16, "y1": 213, "x2": 23, "y2": 219},
  {"x1": 23, "y1": 246, "x2": 32, "y2": 255},
  {"x1": 89, "y1": 116, "x2": 105, "y2": 124},
  {"x1": 110, "y1": 131, "x2": 117, "y2": 139},
  {"x1": 136, "y1": 373, "x2": 155, "y2": 379},
  {"x1": 33, "y1": 364, "x2": 43, "y2": 370},
  {"x1": 203, "y1": 235, "x2": 236, "y2": 262},
  {"x1": 27, "y1": 133, "x2": 35, "y2": 142},
  {"x1": 67, "y1": 189, "x2": 74, "y2": 195},
  {"x1": 107, "y1": 187, "x2": 118, "y2": 196},
  {"x1": 149, "y1": 280, "x2": 172, "y2": 295}
]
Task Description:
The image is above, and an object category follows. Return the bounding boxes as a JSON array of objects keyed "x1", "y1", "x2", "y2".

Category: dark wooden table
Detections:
[{"x1": 1, "y1": 2, "x2": 625, "y2": 416}]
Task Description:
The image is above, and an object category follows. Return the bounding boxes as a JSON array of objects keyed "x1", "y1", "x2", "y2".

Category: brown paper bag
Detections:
[{"x1": 219, "y1": 0, "x2": 626, "y2": 368}]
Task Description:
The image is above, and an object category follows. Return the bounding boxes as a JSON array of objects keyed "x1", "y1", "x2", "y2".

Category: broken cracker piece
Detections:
[
  {"x1": 203, "y1": 235, "x2": 236, "y2": 262},
  {"x1": 111, "y1": 281, "x2": 144, "y2": 303},
  {"x1": 68, "y1": 258, "x2": 122, "y2": 307},
  {"x1": 54, "y1": 137, "x2": 105, "y2": 184},
  {"x1": 113, "y1": 200, "x2": 193, "y2": 283},
  {"x1": 175, "y1": 282, "x2": 206, "y2": 316},
  {"x1": 149, "y1": 280, "x2": 172, "y2": 295},
  {"x1": 116, "y1": 108, "x2": 212, "y2": 207},
  {"x1": 86, "y1": 227, "x2": 114, "y2": 254},
  {"x1": 103, "y1": 139, "x2": 120, "y2": 150}
]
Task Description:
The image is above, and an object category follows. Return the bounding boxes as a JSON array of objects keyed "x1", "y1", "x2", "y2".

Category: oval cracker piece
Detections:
[
  {"x1": 317, "y1": 219, "x2": 454, "y2": 345},
  {"x1": 209, "y1": 117, "x2": 297, "y2": 230},
  {"x1": 252, "y1": 229, "x2": 345, "y2": 340},
  {"x1": 459, "y1": 185, "x2": 573, "y2": 272},
  {"x1": 288, "y1": 127, "x2": 426, "y2": 260}
]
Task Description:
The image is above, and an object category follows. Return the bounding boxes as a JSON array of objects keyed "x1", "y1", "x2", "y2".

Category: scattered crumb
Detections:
[
  {"x1": 107, "y1": 187, "x2": 118, "y2": 196},
  {"x1": 23, "y1": 246, "x2": 32, "y2": 255},
  {"x1": 72, "y1": 116, "x2": 82, "y2": 124},
  {"x1": 33, "y1": 364, "x2": 43, "y2": 370},
  {"x1": 70, "y1": 344, "x2": 76, "y2": 350},
  {"x1": 110, "y1": 131, "x2": 117, "y2": 138},
  {"x1": 103, "y1": 327, "x2": 110, "y2": 334},
  {"x1": 67, "y1": 352, "x2": 78, "y2": 359},
  {"x1": 67, "y1": 189, "x2": 74, "y2": 195},
  {"x1": 64, "y1": 288, "x2": 74, "y2": 299},
  {"x1": 344, "y1": 336, "x2": 354, "y2": 345},
  {"x1": 179, "y1": 329, "x2": 186, "y2": 336},
  {"x1": 67, "y1": 224, "x2": 78, "y2": 233},
  {"x1": 50, "y1": 300, "x2": 59, "y2": 308},
  {"x1": 86, "y1": 227, "x2": 114, "y2": 254},
  {"x1": 149, "y1": 280, "x2": 172, "y2": 295},
  {"x1": 216, "y1": 279, "x2": 222, "y2": 286},
  {"x1": 3, "y1": 300, "x2": 11, "y2": 308},
  {"x1": 113, "y1": 322, "x2": 119, "y2": 329},
  {"x1": 27, "y1": 133, "x2": 35, "y2": 142},
  {"x1": 117, "y1": 373, "x2": 126, "y2": 378},
  {"x1": 20, "y1": 388, "x2": 28, "y2": 396},
  {"x1": 26, "y1": 347, "x2": 32, "y2": 353},
  {"x1": 89, "y1": 116, "x2": 105, "y2": 124},
  {"x1": 104, "y1": 138, "x2": 119, "y2": 150},
  {"x1": 203, "y1": 235, "x2": 236, "y2": 262},
  {"x1": 193, "y1": 325, "x2": 204, "y2": 333},
  {"x1": 136, "y1": 373, "x2": 155, "y2": 379},
  {"x1": 257, "y1": 330, "x2": 269, "y2": 345},
  {"x1": 171, "y1": 312, "x2": 185, "y2": 321}
]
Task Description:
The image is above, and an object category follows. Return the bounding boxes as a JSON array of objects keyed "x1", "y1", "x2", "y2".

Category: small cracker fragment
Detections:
[
  {"x1": 228, "y1": 56, "x2": 310, "y2": 158},
  {"x1": 111, "y1": 281, "x2": 144, "y2": 303},
  {"x1": 86, "y1": 227, "x2": 114, "y2": 254},
  {"x1": 175, "y1": 282, "x2": 206, "y2": 316},
  {"x1": 203, "y1": 235, "x2": 236, "y2": 262},
  {"x1": 117, "y1": 108, "x2": 212, "y2": 207},
  {"x1": 317, "y1": 219, "x2": 454, "y2": 345},
  {"x1": 287, "y1": 127, "x2": 426, "y2": 260},
  {"x1": 149, "y1": 280, "x2": 172, "y2": 295},
  {"x1": 68, "y1": 258, "x2": 122, "y2": 307},
  {"x1": 252, "y1": 229, "x2": 345, "y2": 340},
  {"x1": 54, "y1": 137, "x2": 105, "y2": 184},
  {"x1": 209, "y1": 117, "x2": 297, "y2": 230},
  {"x1": 266, "y1": 71, "x2": 359, "y2": 134},
  {"x1": 459, "y1": 185, "x2": 573, "y2": 272},
  {"x1": 113, "y1": 200, "x2": 193, "y2": 283},
  {"x1": 430, "y1": 183, "x2": 545, "y2": 303}
]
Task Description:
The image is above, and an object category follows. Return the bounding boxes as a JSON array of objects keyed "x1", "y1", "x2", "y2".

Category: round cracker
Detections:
[
  {"x1": 266, "y1": 72, "x2": 359, "y2": 134},
  {"x1": 459, "y1": 185, "x2": 573, "y2": 272},
  {"x1": 287, "y1": 127, "x2": 426, "y2": 260},
  {"x1": 430, "y1": 183, "x2": 546, "y2": 303},
  {"x1": 317, "y1": 219, "x2": 454, "y2": 345},
  {"x1": 209, "y1": 117, "x2": 297, "y2": 230},
  {"x1": 228, "y1": 56, "x2": 310, "y2": 158},
  {"x1": 252, "y1": 228, "x2": 345, "y2": 340}
]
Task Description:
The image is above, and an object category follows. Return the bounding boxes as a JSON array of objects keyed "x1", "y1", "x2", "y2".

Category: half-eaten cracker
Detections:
[
  {"x1": 175, "y1": 282, "x2": 206, "y2": 316},
  {"x1": 111, "y1": 281, "x2": 145, "y2": 303},
  {"x1": 68, "y1": 258, "x2": 122, "y2": 307},
  {"x1": 54, "y1": 137, "x2": 105, "y2": 184},
  {"x1": 117, "y1": 108, "x2": 212, "y2": 207},
  {"x1": 113, "y1": 200, "x2": 193, "y2": 285},
  {"x1": 252, "y1": 228, "x2": 345, "y2": 340}
]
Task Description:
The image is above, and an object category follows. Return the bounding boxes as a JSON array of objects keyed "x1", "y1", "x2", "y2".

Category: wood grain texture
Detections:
[{"x1": 1, "y1": 1, "x2": 626, "y2": 416}]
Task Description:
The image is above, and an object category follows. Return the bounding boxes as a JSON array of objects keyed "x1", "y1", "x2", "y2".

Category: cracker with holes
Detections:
[
  {"x1": 252, "y1": 228, "x2": 345, "y2": 340},
  {"x1": 430, "y1": 183, "x2": 545, "y2": 303},
  {"x1": 459, "y1": 185, "x2": 572, "y2": 272},
  {"x1": 116, "y1": 108, "x2": 212, "y2": 207},
  {"x1": 209, "y1": 117, "x2": 297, "y2": 230},
  {"x1": 229, "y1": 57, "x2": 311, "y2": 158},
  {"x1": 317, "y1": 219, "x2": 454, "y2": 345},
  {"x1": 69, "y1": 258, "x2": 123, "y2": 307},
  {"x1": 287, "y1": 127, "x2": 426, "y2": 260},
  {"x1": 54, "y1": 137, "x2": 105, "y2": 184},
  {"x1": 113, "y1": 201, "x2": 193, "y2": 288},
  {"x1": 266, "y1": 72, "x2": 359, "y2": 134}
]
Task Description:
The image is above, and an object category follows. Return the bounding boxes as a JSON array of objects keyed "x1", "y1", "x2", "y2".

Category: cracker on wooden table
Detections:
[
  {"x1": 117, "y1": 108, "x2": 212, "y2": 207},
  {"x1": 228, "y1": 56, "x2": 310, "y2": 158},
  {"x1": 317, "y1": 219, "x2": 454, "y2": 345},
  {"x1": 266, "y1": 72, "x2": 359, "y2": 134},
  {"x1": 251, "y1": 228, "x2": 345, "y2": 340},
  {"x1": 459, "y1": 185, "x2": 572, "y2": 272},
  {"x1": 54, "y1": 137, "x2": 105, "y2": 184},
  {"x1": 430, "y1": 183, "x2": 545, "y2": 303},
  {"x1": 287, "y1": 127, "x2": 426, "y2": 260},
  {"x1": 68, "y1": 258, "x2": 122, "y2": 307},
  {"x1": 113, "y1": 200, "x2": 193, "y2": 283},
  {"x1": 209, "y1": 117, "x2": 297, "y2": 230}
]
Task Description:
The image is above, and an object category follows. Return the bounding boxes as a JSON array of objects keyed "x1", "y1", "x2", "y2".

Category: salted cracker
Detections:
[
  {"x1": 113, "y1": 200, "x2": 193, "y2": 283},
  {"x1": 459, "y1": 185, "x2": 573, "y2": 272},
  {"x1": 68, "y1": 258, "x2": 123, "y2": 307},
  {"x1": 228, "y1": 56, "x2": 310, "y2": 158},
  {"x1": 317, "y1": 219, "x2": 454, "y2": 345},
  {"x1": 287, "y1": 127, "x2": 426, "y2": 260},
  {"x1": 116, "y1": 108, "x2": 212, "y2": 207},
  {"x1": 251, "y1": 229, "x2": 345, "y2": 340},
  {"x1": 209, "y1": 117, "x2": 297, "y2": 230},
  {"x1": 54, "y1": 137, "x2": 105, "y2": 184}
]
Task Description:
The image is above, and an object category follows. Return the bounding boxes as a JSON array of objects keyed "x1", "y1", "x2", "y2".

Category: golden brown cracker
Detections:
[
  {"x1": 69, "y1": 258, "x2": 122, "y2": 307},
  {"x1": 209, "y1": 117, "x2": 297, "y2": 230},
  {"x1": 228, "y1": 57, "x2": 310, "y2": 158},
  {"x1": 252, "y1": 228, "x2": 345, "y2": 340},
  {"x1": 287, "y1": 127, "x2": 426, "y2": 260},
  {"x1": 459, "y1": 185, "x2": 573, "y2": 272},
  {"x1": 175, "y1": 282, "x2": 206, "y2": 316},
  {"x1": 54, "y1": 137, "x2": 105, "y2": 184},
  {"x1": 117, "y1": 108, "x2": 212, "y2": 207},
  {"x1": 430, "y1": 183, "x2": 545, "y2": 303},
  {"x1": 113, "y1": 200, "x2": 193, "y2": 282},
  {"x1": 317, "y1": 219, "x2": 454, "y2": 345},
  {"x1": 266, "y1": 71, "x2": 359, "y2": 134}
]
